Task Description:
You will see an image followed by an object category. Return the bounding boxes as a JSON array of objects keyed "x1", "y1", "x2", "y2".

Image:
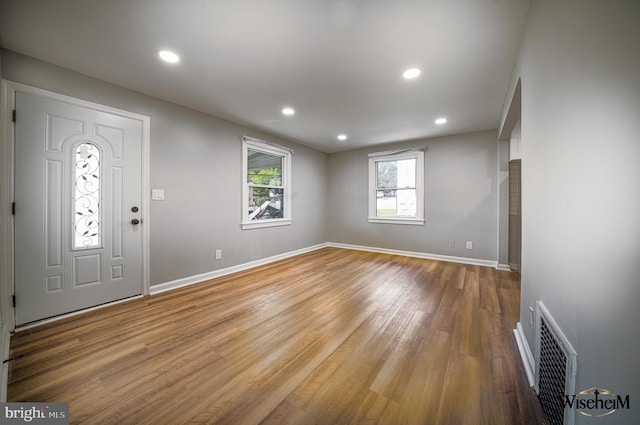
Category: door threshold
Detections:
[{"x1": 14, "y1": 295, "x2": 144, "y2": 332}]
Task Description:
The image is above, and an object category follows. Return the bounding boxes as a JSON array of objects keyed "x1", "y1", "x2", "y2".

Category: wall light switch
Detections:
[
  {"x1": 215, "y1": 249, "x2": 222, "y2": 260},
  {"x1": 466, "y1": 241, "x2": 473, "y2": 250},
  {"x1": 152, "y1": 189, "x2": 165, "y2": 201}
]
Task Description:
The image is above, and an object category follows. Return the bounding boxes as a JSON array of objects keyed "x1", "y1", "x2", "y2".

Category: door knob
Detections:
[
  {"x1": 131, "y1": 206, "x2": 139, "y2": 212},
  {"x1": 131, "y1": 218, "x2": 140, "y2": 225}
]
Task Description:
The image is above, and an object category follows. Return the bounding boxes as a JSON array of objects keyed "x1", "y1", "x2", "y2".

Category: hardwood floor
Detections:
[{"x1": 8, "y1": 248, "x2": 546, "y2": 424}]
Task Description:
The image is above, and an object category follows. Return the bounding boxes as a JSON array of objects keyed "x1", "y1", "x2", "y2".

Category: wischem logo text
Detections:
[{"x1": 563, "y1": 387, "x2": 630, "y2": 418}]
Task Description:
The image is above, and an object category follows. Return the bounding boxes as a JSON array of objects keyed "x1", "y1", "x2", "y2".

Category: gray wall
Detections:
[
  {"x1": 1, "y1": 49, "x2": 328, "y2": 287},
  {"x1": 327, "y1": 130, "x2": 499, "y2": 261},
  {"x1": 501, "y1": 0, "x2": 640, "y2": 423}
]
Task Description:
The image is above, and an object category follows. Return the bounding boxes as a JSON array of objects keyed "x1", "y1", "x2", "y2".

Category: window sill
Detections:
[
  {"x1": 241, "y1": 219, "x2": 292, "y2": 230},
  {"x1": 367, "y1": 217, "x2": 425, "y2": 226}
]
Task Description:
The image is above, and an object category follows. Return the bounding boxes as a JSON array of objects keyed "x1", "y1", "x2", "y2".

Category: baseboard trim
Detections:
[
  {"x1": 496, "y1": 263, "x2": 511, "y2": 271},
  {"x1": 514, "y1": 322, "x2": 536, "y2": 388},
  {"x1": 1, "y1": 323, "x2": 10, "y2": 402},
  {"x1": 327, "y1": 242, "x2": 498, "y2": 268},
  {"x1": 150, "y1": 243, "x2": 329, "y2": 295},
  {"x1": 151, "y1": 242, "x2": 501, "y2": 296}
]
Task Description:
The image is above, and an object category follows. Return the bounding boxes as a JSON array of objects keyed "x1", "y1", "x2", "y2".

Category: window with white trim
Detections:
[
  {"x1": 368, "y1": 149, "x2": 424, "y2": 225},
  {"x1": 242, "y1": 137, "x2": 292, "y2": 229}
]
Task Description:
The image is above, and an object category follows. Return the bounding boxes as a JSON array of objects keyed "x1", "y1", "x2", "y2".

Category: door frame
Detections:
[{"x1": 0, "y1": 79, "x2": 150, "y2": 332}]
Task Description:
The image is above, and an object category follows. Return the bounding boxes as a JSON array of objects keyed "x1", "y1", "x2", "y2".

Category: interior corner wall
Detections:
[
  {"x1": 0, "y1": 49, "x2": 329, "y2": 287},
  {"x1": 504, "y1": 1, "x2": 640, "y2": 423},
  {"x1": 327, "y1": 130, "x2": 499, "y2": 262}
]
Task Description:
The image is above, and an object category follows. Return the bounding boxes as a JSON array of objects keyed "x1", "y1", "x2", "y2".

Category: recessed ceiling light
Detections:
[
  {"x1": 435, "y1": 117, "x2": 448, "y2": 125},
  {"x1": 337, "y1": 134, "x2": 347, "y2": 141},
  {"x1": 282, "y1": 107, "x2": 295, "y2": 116},
  {"x1": 158, "y1": 50, "x2": 180, "y2": 63},
  {"x1": 403, "y1": 68, "x2": 421, "y2": 79}
]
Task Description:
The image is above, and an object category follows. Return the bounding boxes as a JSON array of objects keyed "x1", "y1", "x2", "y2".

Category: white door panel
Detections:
[{"x1": 15, "y1": 91, "x2": 143, "y2": 325}]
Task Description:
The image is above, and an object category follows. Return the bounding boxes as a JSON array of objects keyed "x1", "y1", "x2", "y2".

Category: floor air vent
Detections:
[{"x1": 535, "y1": 301, "x2": 577, "y2": 425}]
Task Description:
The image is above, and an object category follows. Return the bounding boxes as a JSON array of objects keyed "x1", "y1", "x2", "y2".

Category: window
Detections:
[
  {"x1": 368, "y1": 149, "x2": 424, "y2": 225},
  {"x1": 242, "y1": 137, "x2": 292, "y2": 229}
]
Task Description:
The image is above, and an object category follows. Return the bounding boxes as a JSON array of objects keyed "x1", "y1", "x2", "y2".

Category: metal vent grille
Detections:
[
  {"x1": 535, "y1": 301, "x2": 577, "y2": 425},
  {"x1": 538, "y1": 317, "x2": 568, "y2": 425}
]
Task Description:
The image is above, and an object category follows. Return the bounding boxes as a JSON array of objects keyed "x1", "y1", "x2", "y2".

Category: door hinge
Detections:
[
  {"x1": 12, "y1": 109, "x2": 17, "y2": 123},
  {"x1": 12, "y1": 202, "x2": 16, "y2": 215},
  {"x1": 13, "y1": 294, "x2": 16, "y2": 308}
]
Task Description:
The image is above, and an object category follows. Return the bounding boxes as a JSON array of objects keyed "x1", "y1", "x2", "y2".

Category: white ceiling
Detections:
[{"x1": 0, "y1": 0, "x2": 529, "y2": 153}]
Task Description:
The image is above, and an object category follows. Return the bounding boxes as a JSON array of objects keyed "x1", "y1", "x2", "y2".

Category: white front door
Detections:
[{"x1": 14, "y1": 91, "x2": 145, "y2": 325}]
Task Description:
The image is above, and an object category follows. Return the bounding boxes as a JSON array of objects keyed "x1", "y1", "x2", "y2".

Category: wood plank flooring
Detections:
[{"x1": 8, "y1": 248, "x2": 547, "y2": 424}]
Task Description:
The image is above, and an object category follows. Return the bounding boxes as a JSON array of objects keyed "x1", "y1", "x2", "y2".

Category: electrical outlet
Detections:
[
  {"x1": 466, "y1": 241, "x2": 473, "y2": 250},
  {"x1": 449, "y1": 240, "x2": 455, "y2": 248},
  {"x1": 215, "y1": 249, "x2": 222, "y2": 260}
]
